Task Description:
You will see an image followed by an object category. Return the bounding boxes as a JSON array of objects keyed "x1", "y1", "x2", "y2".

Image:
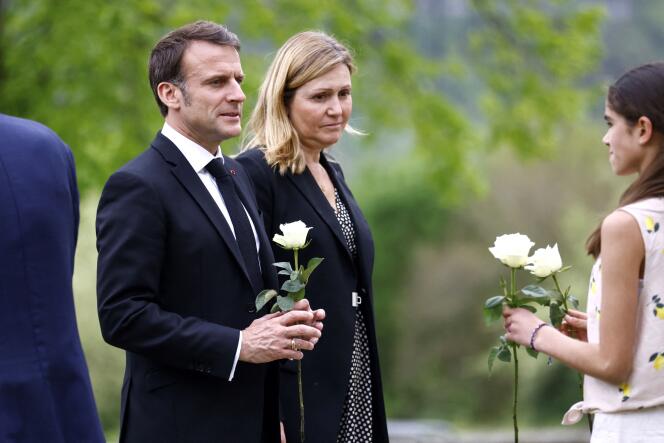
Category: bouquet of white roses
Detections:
[{"x1": 484, "y1": 234, "x2": 589, "y2": 441}]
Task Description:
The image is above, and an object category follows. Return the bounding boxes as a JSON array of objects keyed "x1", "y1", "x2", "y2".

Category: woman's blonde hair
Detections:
[{"x1": 242, "y1": 31, "x2": 356, "y2": 175}]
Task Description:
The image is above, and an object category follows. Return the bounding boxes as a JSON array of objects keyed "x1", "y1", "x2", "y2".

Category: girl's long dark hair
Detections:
[{"x1": 586, "y1": 62, "x2": 664, "y2": 258}]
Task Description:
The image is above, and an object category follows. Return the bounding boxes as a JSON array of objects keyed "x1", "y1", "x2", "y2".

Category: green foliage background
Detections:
[{"x1": 2, "y1": 0, "x2": 660, "y2": 436}]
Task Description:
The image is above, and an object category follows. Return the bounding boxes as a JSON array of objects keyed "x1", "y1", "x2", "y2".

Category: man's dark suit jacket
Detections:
[
  {"x1": 237, "y1": 148, "x2": 389, "y2": 443},
  {"x1": 96, "y1": 132, "x2": 280, "y2": 443},
  {"x1": 0, "y1": 114, "x2": 104, "y2": 442}
]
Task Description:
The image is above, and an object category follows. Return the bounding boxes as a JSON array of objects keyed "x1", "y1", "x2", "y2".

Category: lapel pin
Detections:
[{"x1": 229, "y1": 168, "x2": 237, "y2": 176}]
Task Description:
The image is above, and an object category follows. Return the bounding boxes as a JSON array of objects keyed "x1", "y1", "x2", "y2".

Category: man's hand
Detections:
[{"x1": 240, "y1": 305, "x2": 322, "y2": 363}]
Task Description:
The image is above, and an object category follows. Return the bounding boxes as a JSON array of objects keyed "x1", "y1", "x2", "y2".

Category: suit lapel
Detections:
[
  {"x1": 286, "y1": 164, "x2": 353, "y2": 263},
  {"x1": 322, "y1": 154, "x2": 376, "y2": 281},
  {"x1": 333, "y1": 168, "x2": 373, "y2": 281},
  {"x1": 150, "y1": 134, "x2": 253, "y2": 288}
]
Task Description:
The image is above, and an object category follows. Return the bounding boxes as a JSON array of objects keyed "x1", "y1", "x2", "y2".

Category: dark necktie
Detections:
[{"x1": 206, "y1": 158, "x2": 262, "y2": 290}]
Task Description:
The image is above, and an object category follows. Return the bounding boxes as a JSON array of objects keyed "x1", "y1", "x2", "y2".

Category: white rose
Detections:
[
  {"x1": 488, "y1": 233, "x2": 535, "y2": 268},
  {"x1": 273, "y1": 220, "x2": 312, "y2": 249},
  {"x1": 524, "y1": 244, "x2": 563, "y2": 278}
]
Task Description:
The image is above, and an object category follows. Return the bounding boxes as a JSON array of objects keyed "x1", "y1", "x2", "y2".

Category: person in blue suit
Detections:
[{"x1": 0, "y1": 113, "x2": 104, "y2": 442}]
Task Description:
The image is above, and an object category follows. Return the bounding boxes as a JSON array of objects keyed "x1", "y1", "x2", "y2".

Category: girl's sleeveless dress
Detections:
[{"x1": 563, "y1": 197, "x2": 664, "y2": 442}]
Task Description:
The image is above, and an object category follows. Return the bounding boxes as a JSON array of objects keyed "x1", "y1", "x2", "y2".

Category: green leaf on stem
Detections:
[
  {"x1": 301, "y1": 257, "x2": 324, "y2": 283},
  {"x1": 276, "y1": 295, "x2": 295, "y2": 312},
  {"x1": 521, "y1": 285, "x2": 549, "y2": 297},
  {"x1": 255, "y1": 289, "x2": 278, "y2": 312},
  {"x1": 289, "y1": 270, "x2": 300, "y2": 281},
  {"x1": 521, "y1": 285, "x2": 552, "y2": 300},
  {"x1": 278, "y1": 270, "x2": 292, "y2": 276},
  {"x1": 525, "y1": 346, "x2": 539, "y2": 359},
  {"x1": 497, "y1": 345, "x2": 512, "y2": 363},
  {"x1": 521, "y1": 285, "x2": 554, "y2": 305},
  {"x1": 488, "y1": 346, "x2": 500, "y2": 372},
  {"x1": 273, "y1": 262, "x2": 294, "y2": 273},
  {"x1": 281, "y1": 279, "x2": 305, "y2": 293},
  {"x1": 485, "y1": 295, "x2": 505, "y2": 308},
  {"x1": 549, "y1": 301, "x2": 565, "y2": 327},
  {"x1": 290, "y1": 287, "x2": 306, "y2": 303},
  {"x1": 558, "y1": 265, "x2": 572, "y2": 273},
  {"x1": 483, "y1": 295, "x2": 505, "y2": 324}
]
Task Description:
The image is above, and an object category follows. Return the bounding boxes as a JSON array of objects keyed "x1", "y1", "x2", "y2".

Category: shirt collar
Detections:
[{"x1": 161, "y1": 121, "x2": 223, "y2": 173}]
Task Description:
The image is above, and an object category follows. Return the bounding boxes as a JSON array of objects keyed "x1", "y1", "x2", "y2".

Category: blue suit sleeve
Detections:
[{"x1": 64, "y1": 146, "x2": 79, "y2": 259}]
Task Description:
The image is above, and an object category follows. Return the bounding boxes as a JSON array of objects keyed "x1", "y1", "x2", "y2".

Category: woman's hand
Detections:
[
  {"x1": 293, "y1": 299, "x2": 325, "y2": 336},
  {"x1": 503, "y1": 306, "x2": 545, "y2": 348},
  {"x1": 280, "y1": 421, "x2": 286, "y2": 443},
  {"x1": 561, "y1": 309, "x2": 587, "y2": 342}
]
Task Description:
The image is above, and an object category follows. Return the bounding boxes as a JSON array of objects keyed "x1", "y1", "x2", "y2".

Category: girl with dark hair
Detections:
[{"x1": 503, "y1": 62, "x2": 664, "y2": 441}]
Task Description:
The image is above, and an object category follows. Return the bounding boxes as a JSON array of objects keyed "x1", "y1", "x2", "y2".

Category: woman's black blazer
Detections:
[{"x1": 237, "y1": 148, "x2": 389, "y2": 443}]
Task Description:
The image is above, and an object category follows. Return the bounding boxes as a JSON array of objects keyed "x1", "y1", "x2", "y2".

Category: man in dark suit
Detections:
[
  {"x1": 96, "y1": 21, "x2": 324, "y2": 443},
  {"x1": 0, "y1": 114, "x2": 104, "y2": 442}
]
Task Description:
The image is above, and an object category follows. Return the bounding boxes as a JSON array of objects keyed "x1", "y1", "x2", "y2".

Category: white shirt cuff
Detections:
[{"x1": 229, "y1": 330, "x2": 242, "y2": 381}]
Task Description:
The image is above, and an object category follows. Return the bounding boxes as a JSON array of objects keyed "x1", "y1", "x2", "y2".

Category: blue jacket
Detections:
[{"x1": 0, "y1": 114, "x2": 104, "y2": 442}]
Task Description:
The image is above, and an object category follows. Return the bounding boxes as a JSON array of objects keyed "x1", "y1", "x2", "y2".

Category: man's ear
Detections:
[
  {"x1": 157, "y1": 82, "x2": 182, "y2": 112},
  {"x1": 637, "y1": 115, "x2": 654, "y2": 145}
]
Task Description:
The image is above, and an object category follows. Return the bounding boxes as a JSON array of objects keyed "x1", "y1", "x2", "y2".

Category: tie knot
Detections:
[{"x1": 206, "y1": 158, "x2": 229, "y2": 180}]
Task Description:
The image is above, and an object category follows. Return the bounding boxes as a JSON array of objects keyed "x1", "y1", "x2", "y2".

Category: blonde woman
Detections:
[{"x1": 237, "y1": 31, "x2": 388, "y2": 443}]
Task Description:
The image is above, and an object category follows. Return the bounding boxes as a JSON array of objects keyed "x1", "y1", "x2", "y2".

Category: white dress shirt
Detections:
[{"x1": 161, "y1": 122, "x2": 259, "y2": 381}]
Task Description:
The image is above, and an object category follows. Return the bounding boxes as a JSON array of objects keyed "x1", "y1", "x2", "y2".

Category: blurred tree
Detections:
[
  {"x1": 468, "y1": 0, "x2": 604, "y2": 159},
  {"x1": 353, "y1": 0, "x2": 606, "y2": 421},
  {"x1": 0, "y1": 0, "x2": 607, "y2": 434},
  {"x1": 1, "y1": 0, "x2": 603, "y2": 196},
  {"x1": 600, "y1": 0, "x2": 664, "y2": 78},
  {"x1": 0, "y1": 0, "x2": 167, "y2": 189}
]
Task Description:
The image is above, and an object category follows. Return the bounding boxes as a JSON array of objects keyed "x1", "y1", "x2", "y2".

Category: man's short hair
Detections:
[{"x1": 149, "y1": 21, "x2": 240, "y2": 116}]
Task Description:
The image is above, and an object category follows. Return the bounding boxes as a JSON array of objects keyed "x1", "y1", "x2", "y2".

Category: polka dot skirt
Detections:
[
  {"x1": 336, "y1": 310, "x2": 373, "y2": 442},
  {"x1": 334, "y1": 189, "x2": 373, "y2": 443}
]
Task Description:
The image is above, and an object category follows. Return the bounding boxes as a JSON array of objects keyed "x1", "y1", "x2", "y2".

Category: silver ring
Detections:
[{"x1": 290, "y1": 338, "x2": 297, "y2": 351}]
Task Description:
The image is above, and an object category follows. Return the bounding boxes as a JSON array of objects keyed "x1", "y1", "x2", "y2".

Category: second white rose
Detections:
[{"x1": 524, "y1": 244, "x2": 563, "y2": 277}]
